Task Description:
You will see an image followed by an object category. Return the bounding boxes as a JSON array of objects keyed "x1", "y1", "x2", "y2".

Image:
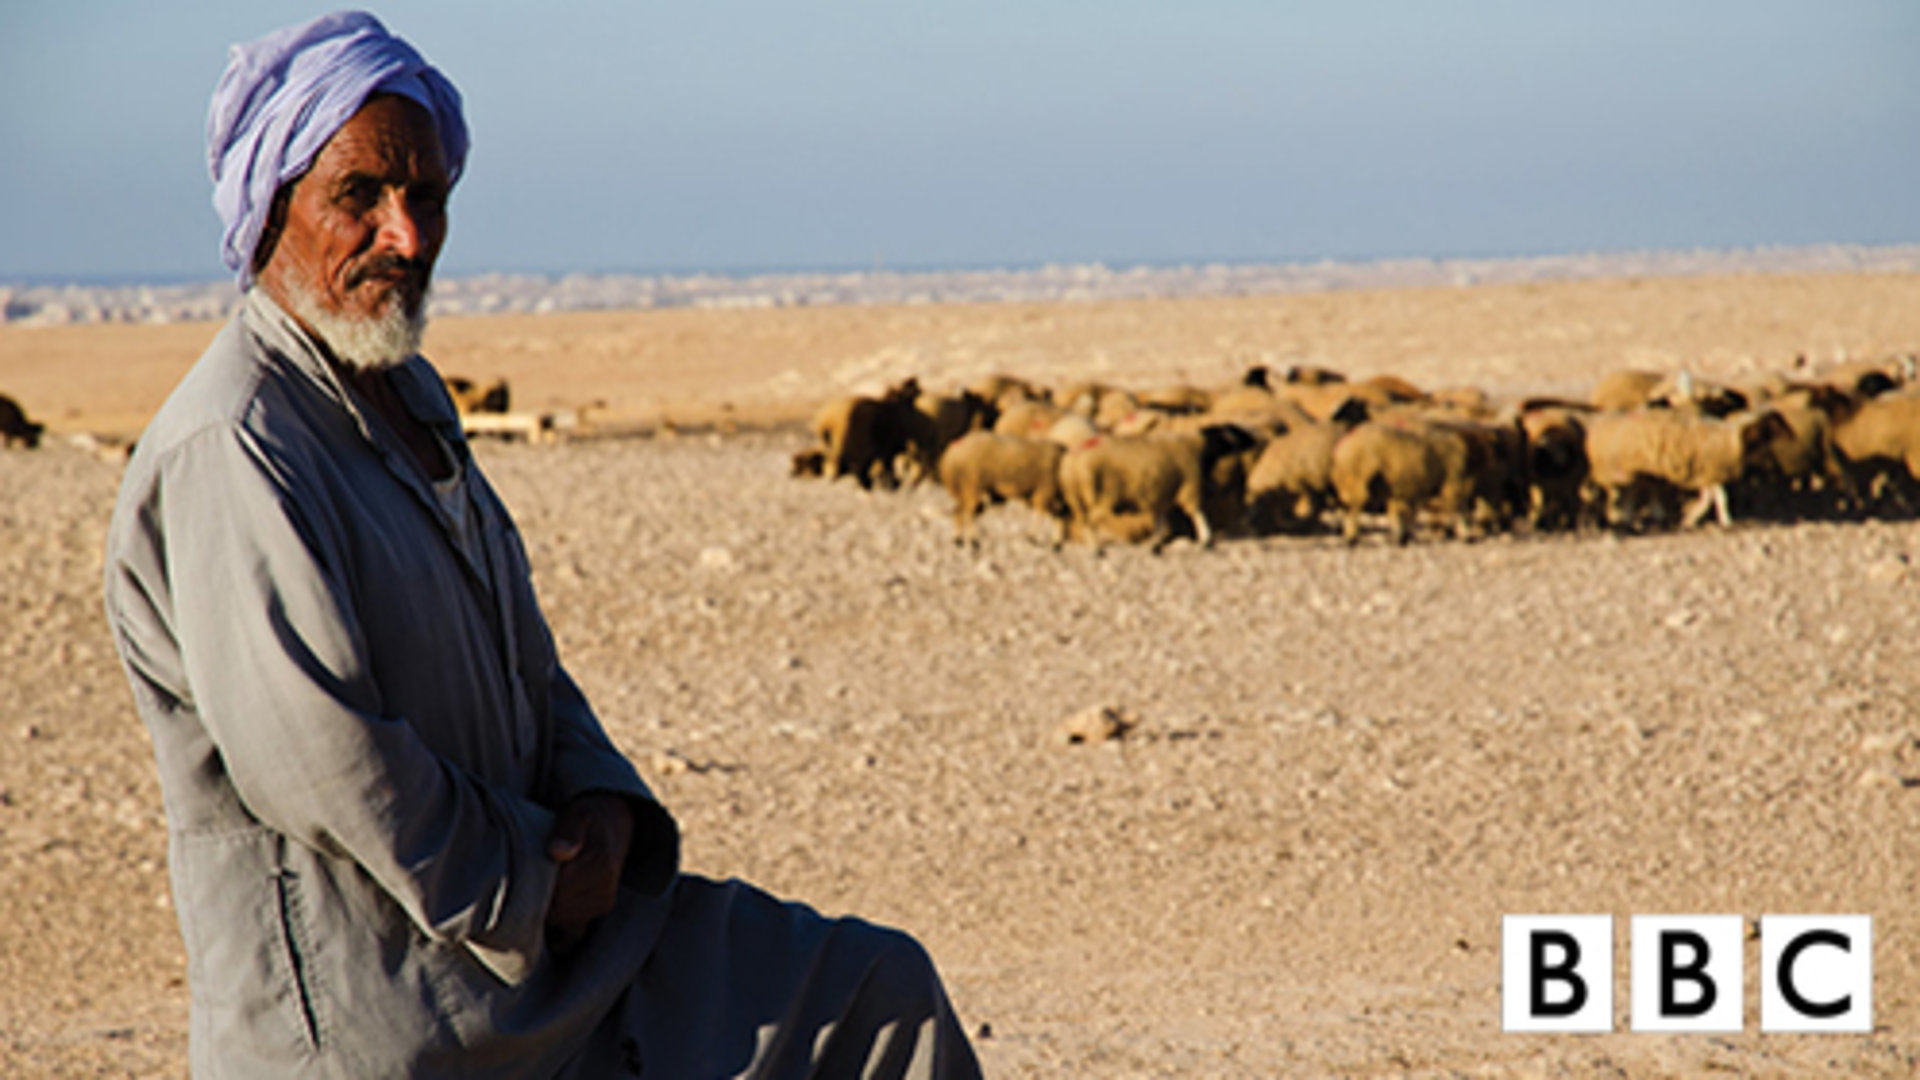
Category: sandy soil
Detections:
[{"x1": 3, "y1": 271, "x2": 1920, "y2": 1077}]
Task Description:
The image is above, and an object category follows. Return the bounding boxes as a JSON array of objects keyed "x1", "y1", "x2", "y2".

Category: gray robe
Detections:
[{"x1": 103, "y1": 293, "x2": 978, "y2": 1078}]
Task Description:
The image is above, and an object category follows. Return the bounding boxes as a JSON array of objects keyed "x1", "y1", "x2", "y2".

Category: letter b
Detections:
[
  {"x1": 1631, "y1": 916, "x2": 1741, "y2": 1032},
  {"x1": 1504, "y1": 915, "x2": 1612, "y2": 1032}
]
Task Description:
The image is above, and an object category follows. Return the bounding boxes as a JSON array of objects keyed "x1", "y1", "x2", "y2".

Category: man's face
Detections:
[{"x1": 258, "y1": 94, "x2": 450, "y2": 364}]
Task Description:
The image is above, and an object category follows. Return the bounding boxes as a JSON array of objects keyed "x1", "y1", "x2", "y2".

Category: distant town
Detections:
[{"x1": 4, "y1": 244, "x2": 1916, "y2": 327}]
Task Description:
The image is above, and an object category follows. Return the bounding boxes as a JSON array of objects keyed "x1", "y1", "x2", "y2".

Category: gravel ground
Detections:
[{"x1": 4, "y1": 422, "x2": 1918, "y2": 1077}]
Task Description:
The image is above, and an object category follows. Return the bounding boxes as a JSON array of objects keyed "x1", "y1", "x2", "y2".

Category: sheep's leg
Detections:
[
  {"x1": 1149, "y1": 514, "x2": 1175, "y2": 555},
  {"x1": 952, "y1": 494, "x2": 980, "y2": 548},
  {"x1": 1341, "y1": 506, "x2": 1362, "y2": 545},
  {"x1": 1681, "y1": 484, "x2": 1728, "y2": 528},
  {"x1": 1389, "y1": 501, "x2": 1414, "y2": 545},
  {"x1": 1188, "y1": 499, "x2": 1214, "y2": 549}
]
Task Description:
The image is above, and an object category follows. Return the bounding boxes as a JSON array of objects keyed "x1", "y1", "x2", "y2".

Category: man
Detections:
[{"x1": 102, "y1": 12, "x2": 980, "y2": 1078}]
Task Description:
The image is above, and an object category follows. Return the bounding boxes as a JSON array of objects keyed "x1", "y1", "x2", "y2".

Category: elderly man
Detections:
[{"x1": 102, "y1": 12, "x2": 979, "y2": 1079}]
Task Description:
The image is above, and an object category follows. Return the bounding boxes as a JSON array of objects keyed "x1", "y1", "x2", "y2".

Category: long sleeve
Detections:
[
  {"x1": 545, "y1": 664, "x2": 680, "y2": 895},
  {"x1": 158, "y1": 422, "x2": 557, "y2": 983}
]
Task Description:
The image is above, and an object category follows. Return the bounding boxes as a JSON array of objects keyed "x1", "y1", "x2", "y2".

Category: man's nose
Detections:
[{"x1": 372, "y1": 188, "x2": 424, "y2": 259}]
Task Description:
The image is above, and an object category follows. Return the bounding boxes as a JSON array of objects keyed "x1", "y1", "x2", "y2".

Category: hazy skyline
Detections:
[{"x1": 2, "y1": 2, "x2": 1915, "y2": 283}]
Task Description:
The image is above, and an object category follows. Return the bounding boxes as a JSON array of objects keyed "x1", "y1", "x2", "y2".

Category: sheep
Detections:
[
  {"x1": 969, "y1": 374, "x2": 1050, "y2": 411},
  {"x1": 790, "y1": 447, "x2": 826, "y2": 478},
  {"x1": 443, "y1": 375, "x2": 510, "y2": 414},
  {"x1": 1737, "y1": 385, "x2": 1855, "y2": 516},
  {"x1": 1648, "y1": 371, "x2": 1749, "y2": 418},
  {"x1": 1517, "y1": 406, "x2": 1589, "y2": 531},
  {"x1": 1592, "y1": 369, "x2": 1665, "y2": 411},
  {"x1": 1830, "y1": 391, "x2": 1920, "y2": 513},
  {"x1": 1275, "y1": 376, "x2": 1417, "y2": 422},
  {"x1": 1418, "y1": 415, "x2": 1529, "y2": 534},
  {"x1": 1283, "y1": 364, "x2": 1347, "y2": 386},
  {"x1": 1429, "y1": 385, "x2": 1495, "y2": 419},
  {"x1": 1058, "y1": 425, "x2": 1260, "y2": 553},
  {"x1": 993, "y1": 397, "x2": 1067, "y2": 440},
  {"x1": 1055, "y1": 381, "x2": 1127, "y2": 419},
  {"x1": 1823, "y1": 356, "x2": 1914, "y2": 399},
  {"x1": 936, "y1": 431, "x2": 1070, "y2": 548},
  {"x1": 1243, "y1": 399, "x2": 1370, "y2": 534},
  {"x1": 914, "y1": 388, "x2": 997, "y2": 462},
  {"x1": 1206, "y1": 382, "x2": 1288, "y2": 421},
  {"x1": 1044, "y1": 413, "x2": 1099, "y2": 448},
  {"x1": 1136, "y1": 383, "x2": 1213, "y2": 415},
  {"x1": 1329, "y1": 421, "x2": 1469, "y2": 544},
  {"x1": 1355, "y1": 373, "x2": 1428, "y2": 404},
  {"x1": 808, "y1": 381, "x2": 939, "y2": 490},
  {"x1": 0, "y1": 394, "x2": 45, "y2": 449},
  {"x1": 1584, "y1": 407, "x2": 1795, "y2": 528}
]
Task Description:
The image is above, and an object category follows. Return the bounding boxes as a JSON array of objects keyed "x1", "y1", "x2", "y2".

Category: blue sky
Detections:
[{"x1": 1, "y1": 2, "x2": 1914, "y2": 282}]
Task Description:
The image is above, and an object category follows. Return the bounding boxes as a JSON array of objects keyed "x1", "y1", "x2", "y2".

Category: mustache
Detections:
[{"x1": 346, "y1": 254, "x2": 431, "y2": 292}]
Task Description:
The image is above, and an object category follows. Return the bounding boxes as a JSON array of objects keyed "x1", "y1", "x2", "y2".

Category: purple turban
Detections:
[{"x1": 206, "y1": 10, "x2": 468, "y2": 286}]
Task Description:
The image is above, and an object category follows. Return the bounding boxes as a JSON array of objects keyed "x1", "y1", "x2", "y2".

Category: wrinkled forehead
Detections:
[{"x1": 309, "y1": 93, "x2": 450, "y2": 185}]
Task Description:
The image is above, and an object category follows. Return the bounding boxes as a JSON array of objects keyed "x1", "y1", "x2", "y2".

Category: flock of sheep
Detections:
[{"x1": 791, "y1": 356, "x2": 1920, "y2": 550}]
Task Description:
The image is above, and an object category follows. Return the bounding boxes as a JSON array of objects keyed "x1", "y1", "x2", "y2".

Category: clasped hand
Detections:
[{"x1": 544, "y1": 792, "x2": 634, "y2": 952}]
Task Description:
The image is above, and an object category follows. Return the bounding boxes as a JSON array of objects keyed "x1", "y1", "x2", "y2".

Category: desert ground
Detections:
[{"x1": 3, "y1": 270, "x2": 1919, "y2": 1077}]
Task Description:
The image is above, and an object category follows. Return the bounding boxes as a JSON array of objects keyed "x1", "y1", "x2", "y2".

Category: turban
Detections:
[{"x1": 206, "y1": 10, "x2": 468, "y2": 286}]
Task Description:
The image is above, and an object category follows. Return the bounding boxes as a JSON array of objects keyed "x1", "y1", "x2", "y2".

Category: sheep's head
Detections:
[{"x1": 1738, "y1": 410, "x2": 1794, "y2": 466}]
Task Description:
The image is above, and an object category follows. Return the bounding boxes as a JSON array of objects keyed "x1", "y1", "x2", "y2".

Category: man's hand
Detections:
[{"x1": 544, "y1": 793, "x2": 634, "y2": 952}]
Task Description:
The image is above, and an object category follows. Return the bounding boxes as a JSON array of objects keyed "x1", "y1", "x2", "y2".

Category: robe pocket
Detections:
[{"x1": 274, "y1": 867, "x2": 327, "y2": 1052}]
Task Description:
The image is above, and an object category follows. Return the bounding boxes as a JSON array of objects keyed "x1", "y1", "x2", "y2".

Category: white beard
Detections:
[{"x1": 283, "y1": 277, "x2": 428, "y2": 373}]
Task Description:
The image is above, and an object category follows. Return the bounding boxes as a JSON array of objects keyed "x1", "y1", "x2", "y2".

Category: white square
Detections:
[
  {"x1": 1503, "y1": 915, "x2": 1614, "y2": 1032},
  {"x1": 1630, "y1": 915, "x2": 1743, "y2": 1032},
  {"x1": 1760, "y1": 915, "x2": 1873, "y2": 1033}
]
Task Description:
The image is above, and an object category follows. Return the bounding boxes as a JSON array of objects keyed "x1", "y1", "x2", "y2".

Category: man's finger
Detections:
[{"x1": 547, "y1": 809, "x2": 590, "y2": 860}]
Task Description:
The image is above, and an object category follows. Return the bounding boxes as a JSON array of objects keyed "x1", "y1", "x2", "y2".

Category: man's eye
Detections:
[{"x1": 336, "y1": 179, "x2": 378, "y2": 209}]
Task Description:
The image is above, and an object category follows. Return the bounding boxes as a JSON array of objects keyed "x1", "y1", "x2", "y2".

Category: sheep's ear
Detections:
[
  {"x1": 1741, "y1": 410, "x2": 1791, "y2": 448},
  {"x1": 1331, "y1": 397, "x2": 1370, "y2": 426},
  {"x1": 1857, "y1": 371, "x2": 1896, "y2": 398}
]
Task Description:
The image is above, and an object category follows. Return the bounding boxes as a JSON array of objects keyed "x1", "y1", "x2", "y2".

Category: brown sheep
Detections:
[
  {"x1": 443, "y1": 375, "x2": 510, "y2": 414},
  {"x1": 969, "y1": 374, "x2": 1049, "y2": 411},
  {"x1": 1648, "y1": 371, "x2": 1749, "y2": 418},
  {"x1": 790, "y1": 447, "x2": 826, "y2": 478},
  {"x1": 1137, "y1": 384, "x2": 1213, "y2": 415},
  {"x1": 1584, "y1": 408, "x2": 1795, "y2": 528},
  {"x1": 1831, "y1": 391, "x2": 1920, "y2": 511},
  {"x1": 1058, "y1": 425, "x2": 1260, "y2": 553},
  {"x1": 1356, "y1": 373, "x2": 1428, "y2": 404},
  {"x1": 1739, "y1": 386, "x2": 1855, "y2": 514},
  {"x1": 1417, "y1": 415, "x2": 1529, "y2": 534},
  {"x1": 1283, "y1": 364, "x2": 1347, "y2": 386},
  {"x1": 1243, "y1": 399, "x2": 1369, "y2": 533},
  {"x1": 1824, "y1": 356, "x2": 1914, "y2": 399},
  {"x1": 936, "y1": 431, "x2": 1070, "y2": 548},
  {"x1": 1591, "y1": 369, "x2": 1666, "y2": 412},
  {"x1": 1275, "y1": 376, "x2": 1419, "y2": 422},
  {"x1": 1329, "y1": 421, "x2": 1470, "y2": 544},
  {"x1": 914, "y1": 388, "x2": 997, "y2": 460},
  {"x1": 0, "y1": 394, "x2": 45, "y2": 449},
  {"x1": 1517, "y1": 406, "x2": 1589, "y2": 530},
  {"x1": 1428, "y1": 385, "x2": 1495, "y2": 419},
  {"x1": 993, "y1": 397, "x2": 1067, "y2": 440},
  {"x1": 809, "y1": 381, "x2": 939, "y2": 490}
]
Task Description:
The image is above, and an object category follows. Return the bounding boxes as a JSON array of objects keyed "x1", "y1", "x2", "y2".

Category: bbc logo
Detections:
[{"x1": 1502, "y1": 915, "x2": 1872, "y2": 1033}]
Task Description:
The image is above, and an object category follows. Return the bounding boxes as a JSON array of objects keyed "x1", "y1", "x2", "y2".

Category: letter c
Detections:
[{"x1": 1778, "y1": 929, "x2": 1852, "y2": 1019}]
